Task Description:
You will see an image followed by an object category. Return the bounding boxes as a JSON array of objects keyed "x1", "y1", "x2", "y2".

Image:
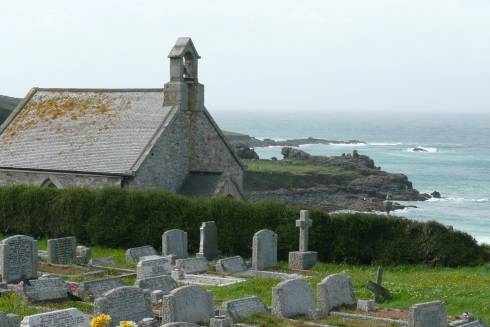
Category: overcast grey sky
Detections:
[{"x1": 1, "y1": 0, "x2": 489, "y2": 112}]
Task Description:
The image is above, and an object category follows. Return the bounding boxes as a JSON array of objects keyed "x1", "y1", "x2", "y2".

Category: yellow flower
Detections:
[
  {"x1": 119, "y1": 322, "x2": 136, "y2": 327},
  {"x1": 90, "y1": 314, "x2": 112, "y2": 327}
]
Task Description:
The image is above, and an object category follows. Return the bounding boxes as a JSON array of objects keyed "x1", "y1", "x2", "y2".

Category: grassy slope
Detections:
[{"x1": 1, "y1": 244, "x2": 488, "y2": 324}]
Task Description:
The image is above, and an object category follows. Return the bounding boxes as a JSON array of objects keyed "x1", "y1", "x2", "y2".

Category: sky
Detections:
[{"x1": 1, "y1": 0, "x2": 489, "y2": 112}]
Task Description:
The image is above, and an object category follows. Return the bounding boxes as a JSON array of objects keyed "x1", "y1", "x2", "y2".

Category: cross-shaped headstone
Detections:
[
  {"x1": 296, "y1": 210, "x2": 312, "y2": 252},
  {"x1": 367, "y1": 266, "x2": 391, "y2": 303}
]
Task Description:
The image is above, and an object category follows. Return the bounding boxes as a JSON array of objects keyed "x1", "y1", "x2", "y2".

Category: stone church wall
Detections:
[{"x1": 0, "y1": 170, "x2": 122, "y2": 188}]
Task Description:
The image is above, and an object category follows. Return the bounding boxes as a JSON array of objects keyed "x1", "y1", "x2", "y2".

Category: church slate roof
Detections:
[{"x1": 0, "y1": 88, "x2": 175, "y2": 175}]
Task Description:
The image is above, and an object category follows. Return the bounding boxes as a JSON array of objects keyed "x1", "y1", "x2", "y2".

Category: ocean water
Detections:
[{"x1": 212, "y1": 110, "x2": 490, "y2": 244}]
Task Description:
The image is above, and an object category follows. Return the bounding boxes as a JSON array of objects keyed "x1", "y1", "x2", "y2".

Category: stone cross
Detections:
[
  {"x1": 367, "y1": 266, "x2": 390, "y2": 303},
  {"x1": 296, "y1": 210, "x2": 312, "y2": 252}
]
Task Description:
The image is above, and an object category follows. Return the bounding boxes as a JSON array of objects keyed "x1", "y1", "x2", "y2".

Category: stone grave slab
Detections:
[
  {"x1": 252, "y1": 229, "x2": 277, "y2": 270},
  {"x1": 78, "y1": 276, "x2": 125, "y2": 299},
  {"x1": 196, "y1": 221, "x2": 219, "y2": 260},
  {"x1": 408, "y1": 301, "x2": 447, "y2": 327},
  {"x1": 126, "y1": 245, "x2": 157, "y2": 263},
  {"x1": 0, "y1": 313, "x2": 21, "y2": 327},
  {"x1": 0, "y1": 235, "x2": 38, "y2": 283},
  {"x1": 161, "y1": 285, "x2": 214, "y2": 324},
  {"x1": 21, "y1": 277, "x2": 68, "y2": 302},
  {"x1": 135, "y1": 275, "x2": 177, "y2": 294},
  {"x1": 94, "y1": 286, "x2": 153, "y2": 327},
  {"x1": 75, "y1": 245, "x2": 91, "y2": 264},
  {"x1": 89, "y1": 256, "x2": 116, "y2": 267},
  {"x1": 272, "y1": 278, "x2": 315, "y2": 319},
  {"x1": 219, "y1": 296, "x2": 268, "y2": 322},
  {"x1": 136, "y1": 256, "x2": 171, "y2": 280},
  {"x1": 317, "y1": 273, "x2": 357, "y2": 314},
  {"x1": 47, "y1": 236, "x2": 77, "y2": 265},
  {"x1": 175, "y1": 257, "x2": 209, "y2": 274},
  {"x1": 20, "y1": 308, "x2": 89, "y2": 327},
  {"x1": 216, "y1": 256, "x2": 247, "y2": 274},
  {"x1": 236, "y1": 269, "x2": 304, "y2": 281},
  {"x1": 161, "y1": 323, "x2": 201, "y2": 327},
  {"x1": 178, "y1": 274, "x2": 245, "y2": 287},
  {"x1": 162, "y1": 229, "x2": 188, "y2": 259}
]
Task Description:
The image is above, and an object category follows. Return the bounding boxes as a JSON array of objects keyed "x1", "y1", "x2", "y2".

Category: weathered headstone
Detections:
[
  {"x1": 272, "y1": 279, "x2": 316, "y2": 319},
  {"x1": 94, "y1": 286, "x2": 153, "y2": 327},
  {"x1": 135, "y1": 275, "x2": 177, "y2": 294},
  {"x1": 288, "y1": 210, "x2": 318, "y2": 270},
  {"x1": 89, "y1": 256, "x2": 116, "y2": 267},
  {"x1": 47, "y1": 236, "x2": 77, "y2": 265},
  {"x1": 20, "y1": 308, "x2": 89, "y2": 327},
  {"x1": 252, "y1": 229, "x2": 277, "y2": 270},
  {"x1": 0, "y1": 313, "x2": 21, "y2": 327},
  {"x1": 75, "y1": 245, "x2": 91, "y2": 264},
  {"x1": 126, "y1": 245, "x2": 158, "y2": 263},
  {"x1": 367, "y1": 266, "x2": 391, "y2": 303},
  {"x1": 0, "y1": 235, "x2": 38, "y2": 283},
  {"x1": 219, "y1": 296, "x2": 268, "y2": 322},
  {"x1": 161, "y1": 285, "x2": 214, "y2": 324},
  {"x1": 78, "y1": 276, "x2": 125, "y2": 299},
  {"x1": 317, "y1": 273, "x2": 357, "y2": 314},
  {"x1": 216, "y1": 256, "x2": 247, "y2": 274},
  {"x1": 21, "y1": 277, "x2": 68, "y2": 302},
  {"x1": 136, "y1": 255, "x2": 171, "y2": 280},
  {"x1": 408, "y1": 301, "x2": 447, "y2": 327},
  {"x1": 162, "y1": 229, "x2": 188, "y2": 259},
  {"x1": 196, "y1": 221, "x2": 219, "y2": 260},
  {"x1": 175, "y1": 257, "x2": 209, "y2": 274},
  {"x1": 357, "y1": 299, "x2": 375, "y2": 312},
  {"x1": 161, "y1": 323, "x2": 201, "y2": 327}
]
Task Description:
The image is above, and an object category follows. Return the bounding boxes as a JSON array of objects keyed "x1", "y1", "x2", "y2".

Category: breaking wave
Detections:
[{"x1": 404, "y1": 146, "x2": 438, "y2": 153}]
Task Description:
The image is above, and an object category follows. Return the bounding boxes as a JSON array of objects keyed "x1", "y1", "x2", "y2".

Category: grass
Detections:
[{"x1": 243, "y1": 159, "x2": 357, "y2": 177}]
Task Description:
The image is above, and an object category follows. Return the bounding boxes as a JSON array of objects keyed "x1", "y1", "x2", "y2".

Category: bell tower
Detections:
[{"x1": 163, "y1": 37, "x2": 204, "y2": 111}]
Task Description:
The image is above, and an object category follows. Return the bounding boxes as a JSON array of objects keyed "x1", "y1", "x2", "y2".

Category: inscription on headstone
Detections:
[
  {"x1": 216, "y1": 256, "x2": 247, "y2": 274},
  {"x1": 47, "y1": 236, "x2": 77, "y2": 265},
  {"x1": 161, "y1": 285, "x2": 214, "y2": 324},
  {"x1": 135, "y1": 275, "x2": 178, "y2": 294},
  {"x1": 162, "y1": 229, "x2": 188, "y2": 259},
  {"x1": 78, "y1": 277, "x2": 125, "y2": 299},
  {"x1": 20, "y1": 308, "x2": 89, "y2": 327},
  {"x1": 136, "y1": 256, "x2": 171, "y2": 280},
  {"x1": 21, "y1": 277, "x2": 68, "y2": 302},
  {"x1": 94, "y1": 286, "x2": 153, "y2": 327},
  {"x1": 0, "y1": 235, "x2": 38, "y2": 283},
  {"x1": 219, "y1": 296, "x2": 268, "y2": 322},
  {"x1": 408, "y1": 301, "x2": 447, "y2": 327}
]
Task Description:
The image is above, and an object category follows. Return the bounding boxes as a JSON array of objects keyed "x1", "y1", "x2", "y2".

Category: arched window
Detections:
[{"x1": 41, "y1": 178, "x2": 57, "y2": 189}]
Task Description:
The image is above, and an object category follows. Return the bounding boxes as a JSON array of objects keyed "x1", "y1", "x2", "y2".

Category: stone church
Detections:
[{"x1": 0, "y1": 38, "x2": 244, "y2": 199}]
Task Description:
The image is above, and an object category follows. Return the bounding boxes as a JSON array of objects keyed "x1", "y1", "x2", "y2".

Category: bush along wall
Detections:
[{"x1": 0, "y1": 185, "x2": 485, "y2": 266}]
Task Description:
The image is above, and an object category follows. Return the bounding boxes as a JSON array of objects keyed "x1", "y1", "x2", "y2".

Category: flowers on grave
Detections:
[
  {"x1": 119, "y1": 321, "x2": 137, "y2": 327},
  {"x1": 90, "y1": 314, "x2": 112, "y2": 327},
  {"x1": 67, "y1": 282, "x2": 80, "y2": 294}
]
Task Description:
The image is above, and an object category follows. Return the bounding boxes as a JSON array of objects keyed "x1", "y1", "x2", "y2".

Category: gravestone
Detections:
[
  {"x1": 21, "y1": 277, "x2": 68, "y2": 302},
  {"x1": 135, "y1": 275, "x2": 177, "y2": 294},
  {"x1": 126, "y1": 245, "x2": 158, "y2": 263},
  {"x1": 317, "y1": 273, "x2": 357, "y2": 314},
  {"x1": 272, "y1": 278, "x2": 316, "y2": 319},
  {"x1": 78, "y1": 276, "x2": 125, "y2": 299},
  {"x1": 357, "y1": 299, "x2": 375, "y2": 312},
  {"x1": 367, "y1": 266, "x2": 390, "y2": 303},
  {"x1": 288, "y1": 210, "x2": 318, "y2": 270},
  {"x1": 162, "y1": 229, "x2": 188, "y2": 259},
  {"x1": 20, "y1": 308, "x2": 89, "y2": 327},
  {"x1": 0, "y1": 313, "x2": 21, "y2": 327},
  {"x1": 161, "y1": 285, "x2": 214, "y2": 324},
  {"x1": 210, "y1": 316, "x2": 232, "y2": 327},
  {"x1": 175, "y1": 257, "x2": 209, "y2": 274},
  {"x1": 75, "y1": 245, "x2": 91, "y2": 264},
  {"x1": 161, "y1": 323, "x2": 201, "y2": 327},
  {"x1": 220, "y1": 296, "x2": 268, "y2": 322},
  {"x1": 216, "y1": 256, "x2": 247, "y2": 274},
  {"x1": 408, "y1": 301, "x2": 447, "y2": 327},
  {"x1": 0, "y1": 235, "x2": 38, "y2": 283},
  {"x1": 252, "y1": 229, "x2": 277, "y2": 270},
  {"x1": 94, "y1": 286, "x2": 153, "y2": 327},
  {"x1": 47, "y1": 236, "x2": 77, "y2": 265},
  {"x1": 136, "y1": 256, "x2": 171, "y2": 280},
  {"x1": 196, "y1": 221, "x2": 219, "y2": 260},
  {"x1": 89, "y1": 256, "x2": 116, "y2": 267}
]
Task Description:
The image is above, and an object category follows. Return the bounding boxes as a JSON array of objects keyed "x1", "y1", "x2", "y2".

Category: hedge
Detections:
[{"x1": 0, "y1": 185, "x2": 485, "y2": 266}]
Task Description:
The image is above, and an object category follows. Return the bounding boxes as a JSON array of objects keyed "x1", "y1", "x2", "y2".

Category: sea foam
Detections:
[{"x1": 404, "y1": 146, "x2": 438, "y2": 153}]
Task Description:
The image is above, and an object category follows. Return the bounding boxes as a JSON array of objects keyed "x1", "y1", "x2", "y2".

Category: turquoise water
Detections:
[{"x1": 212, "y1": 110, "x2": 490, "y2": 244}]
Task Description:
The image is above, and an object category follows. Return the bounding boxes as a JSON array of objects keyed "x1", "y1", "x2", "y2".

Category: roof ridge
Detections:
[{"x1": 36, "y1": 88, "x2": 164, "y2": 92}]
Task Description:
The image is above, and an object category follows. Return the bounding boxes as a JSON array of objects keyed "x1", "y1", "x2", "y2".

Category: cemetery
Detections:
[{"x1": 0, "y1": 208, "x2": 487, "y2": 327}]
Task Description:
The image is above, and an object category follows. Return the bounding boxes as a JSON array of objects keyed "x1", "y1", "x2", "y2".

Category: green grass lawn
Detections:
[{"x1": 243, "y1": 159, "x2": 357, "y2": 177}]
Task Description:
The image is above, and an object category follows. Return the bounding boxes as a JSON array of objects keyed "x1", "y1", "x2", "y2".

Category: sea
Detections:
[{"x1": 212, "y1": 110, "x2": 490, "y2": 245}]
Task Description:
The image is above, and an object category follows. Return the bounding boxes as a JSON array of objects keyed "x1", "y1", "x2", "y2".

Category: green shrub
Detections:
[{"x1": 0, "y1": 185, "x2": 483, "y2": 266}]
